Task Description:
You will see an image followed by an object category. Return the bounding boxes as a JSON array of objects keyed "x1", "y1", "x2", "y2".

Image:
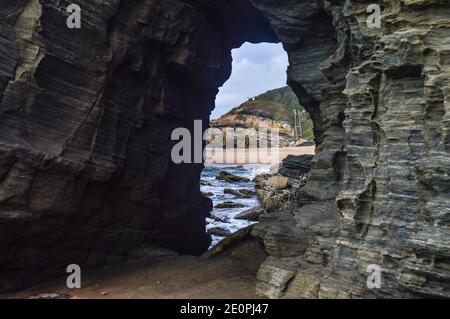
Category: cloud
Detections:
[{"x1": 211, "y1": 42, "x2": 288, "y2": 119}]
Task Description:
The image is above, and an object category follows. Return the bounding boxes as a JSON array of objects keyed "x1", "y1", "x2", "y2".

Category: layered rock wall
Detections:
[
  {"x1": 0, "y1": 0, "x2": 449, "y2": 297},
  {"x1": 252, "y1": 0, "x2": 450, "y2": 298},
  {"x1": 0, "y1": 0, "x2": 277, "y2": 292}
]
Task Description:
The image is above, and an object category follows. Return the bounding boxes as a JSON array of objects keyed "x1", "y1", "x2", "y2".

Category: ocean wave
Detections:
[{"x1": 201, "y1": 165, "x2": 271, "y2": 247}]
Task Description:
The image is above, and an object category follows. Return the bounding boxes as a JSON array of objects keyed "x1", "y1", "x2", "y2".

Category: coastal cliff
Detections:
[
  {"x1": 251, "y1": 0, "x2": 450, "y2": 298},
  {"x1": 209, "y1": 86, "x2": 314, "y2": 147}
]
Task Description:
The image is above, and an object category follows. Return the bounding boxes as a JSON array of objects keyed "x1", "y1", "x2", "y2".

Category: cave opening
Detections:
[
  {"x1": 1, "y1": 0, "x2": 446, "y2": 300},
  {"x1": 1, "y1": 0, "x2": 324, "y2": 293},
  {"x1": 202, "y1": 41, "x2": 315, "y2": 248},
  {"x1": 212, "y1": 42, "x2": 289, "y2": 120}
]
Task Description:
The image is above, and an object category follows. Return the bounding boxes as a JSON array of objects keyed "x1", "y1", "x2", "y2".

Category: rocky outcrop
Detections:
[
  {"x1": 254, "y1": 173, "x2": 295, "y2": 212},
  {"x1": 207, "y1": 227, "x2": 231, "y2": 237},
  {"x1": 234, "y1": 206, "x2": 264, "y2": 221},
  {"x1": 251, "y1": 0, "x2": 450, "y2": 298},
  {"x1": 0, "y1": 0, "x2": 449, "y2": 298},
  {"x1": 210, "y1": 115, "x2": 295, "y2": 147},
  {"x1": 211, "y1": 113, "x2": 293, "y2": 136},
  {"x1": 0, "y1": 0, "x2": 277, "y2": 292},
  {"x1": 211, "y1": 86, "x2": 299, "y2": 133},
  {"x1": 253, "y1": 156, "x2": 310, "y2": 213},
  {"x1": 209, "y1": 86, "x2": 313, "y2": 147},
  {"x1": 278, "y1": 155, "x2": 314, "y2": 178},
  {"x1": 210, "y1": 118, "x2": 295, "y2": 149}
]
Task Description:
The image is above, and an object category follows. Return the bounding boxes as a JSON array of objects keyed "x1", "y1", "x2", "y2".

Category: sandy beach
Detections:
[{"x1": 204, "y1": 146, "x2": 315, "y2": 166}]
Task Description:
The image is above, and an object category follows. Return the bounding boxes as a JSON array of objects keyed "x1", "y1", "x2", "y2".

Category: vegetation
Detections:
[
  {"x1": 228, "y1": 100, "x2": 292, "y2": 123},
  {"x1": 223, "y1": 86, "x2": 314, "y2": 140},
  {"x1": 254, "y1": 86, "x2": 301, "y2": 112}
]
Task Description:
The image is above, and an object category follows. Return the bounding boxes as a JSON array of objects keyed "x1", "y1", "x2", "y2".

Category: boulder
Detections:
[
  {"x1": 266, "y1": 176, "x2": 289, "y2": 190},
  {"x1": 214, "y1": 201, "x2": 245, "y2": 209},
  {"x1": 234, "y1": 207, "x2": 265, "y2": 221},
  {"x1": 208, "y1": 227, "x2": 231, "y2": 237},
  {"x1": 239, "y1": 189, "x2": 256, "y2": 196},
  {"x1": 224, "y1": 188, "x2": 255, "y2": 198},
  {"x1": 253, "y1": 173, "x2": 301, "y2": 212},
  {"x1": 216, "y1": 171, "x2": 250, "y2": 183},
  {"x1": 202, "y1": 225, "x2": 255, "y2": 259},
  {"x1": 278, "y1": 155, "x2": 313, "y2": 178}
]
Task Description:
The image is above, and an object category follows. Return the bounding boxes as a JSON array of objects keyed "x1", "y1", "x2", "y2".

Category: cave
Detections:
[{"x1": 0, "y1": 0, "x2": 449, "y2": 298}]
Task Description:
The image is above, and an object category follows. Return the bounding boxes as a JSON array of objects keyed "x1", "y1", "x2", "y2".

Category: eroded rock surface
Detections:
[
  {"x1": 0, "y1": 0, "x2": 277, "y2": 292},
  {"x1": 251, "y1": 0, "x2": 450, "y2": 298},
  {"x1": 1, "y1": 0, "x2": 449, "y2": 298}
]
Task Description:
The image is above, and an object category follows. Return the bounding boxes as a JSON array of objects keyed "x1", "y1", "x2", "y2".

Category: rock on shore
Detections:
[
  {"x1": 253, "y1": 155, "x2": 311, "y2": 213},
  {"x1": 216, "y1": 171, "x2": 250, "y2": 183}
]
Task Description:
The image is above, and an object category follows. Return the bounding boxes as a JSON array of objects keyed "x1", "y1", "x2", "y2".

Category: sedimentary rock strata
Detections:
[
  {"x1": 0, "y1": 0, "x2": 277, "y2": 292},
  {"x1": 251, "y1": 0, "x2": 450, "y2": 298},
  {"x1": 0, "y1": 0, "x2": 449, "y2": 298}
]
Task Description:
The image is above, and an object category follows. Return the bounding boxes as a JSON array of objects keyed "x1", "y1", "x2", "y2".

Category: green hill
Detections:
[
  {"x1": 221, "y1": 86, "x2": 314, "y2": 140},
  {"x1": 225, "y1": 99, "x2": 293, "y2": 123},
  {"x1": 254, "y1": 86, "x2": 302, "y2": 112}
]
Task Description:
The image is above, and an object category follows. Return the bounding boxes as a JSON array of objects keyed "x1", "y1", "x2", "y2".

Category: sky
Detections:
[{"x1": 211, "y1": 42, "x2": 289, "y2": 119}]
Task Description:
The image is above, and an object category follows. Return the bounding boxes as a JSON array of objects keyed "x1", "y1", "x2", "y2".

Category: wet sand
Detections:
[{"x1": 204, "y1": 146, "x2": 315, "y2": 166}]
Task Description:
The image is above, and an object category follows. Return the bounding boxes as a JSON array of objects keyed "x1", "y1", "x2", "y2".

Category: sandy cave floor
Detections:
[{"x1": 3, "y1": 239, "x2": 266, "y2": 299}]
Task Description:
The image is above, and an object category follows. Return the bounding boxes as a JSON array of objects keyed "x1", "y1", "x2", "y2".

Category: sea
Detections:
[{"x1": 201, "y1": 165, "x2": 273, "y2": 247}]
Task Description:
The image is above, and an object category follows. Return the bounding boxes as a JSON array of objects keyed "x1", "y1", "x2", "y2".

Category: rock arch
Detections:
[{"x1": 0, "y1": 0, "x2": 449, "y2": 298}]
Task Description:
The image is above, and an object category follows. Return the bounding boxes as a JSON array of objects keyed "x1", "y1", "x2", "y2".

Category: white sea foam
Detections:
[{"x1": 201, "y1": 165, "x2": 270, "y2": 248}]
